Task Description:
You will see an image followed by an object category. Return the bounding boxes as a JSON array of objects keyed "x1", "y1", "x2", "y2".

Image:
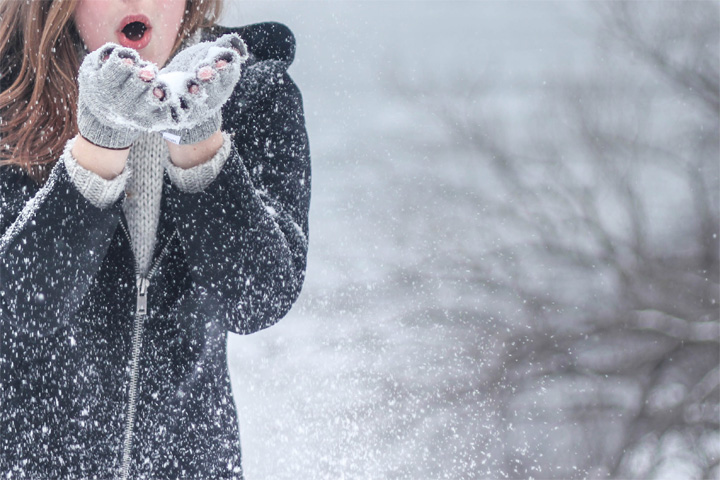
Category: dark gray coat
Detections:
[{"x1": 0, "y1": 22, "x2": 310, "y2": 479}]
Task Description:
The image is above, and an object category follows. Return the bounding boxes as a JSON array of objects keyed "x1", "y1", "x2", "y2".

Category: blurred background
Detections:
[{"x1": 221, "y1": 1, "x2": 719, "y2": 479}]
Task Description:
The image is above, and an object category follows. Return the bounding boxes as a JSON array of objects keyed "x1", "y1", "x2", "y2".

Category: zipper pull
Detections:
[{"x1": 136, "y1": 276, "x2": 149, "y2": 316}]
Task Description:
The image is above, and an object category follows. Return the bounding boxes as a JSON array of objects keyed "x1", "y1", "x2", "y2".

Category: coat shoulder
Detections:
[{"x1": 204, "y1": 22, "x2": 296, "y2": 66}]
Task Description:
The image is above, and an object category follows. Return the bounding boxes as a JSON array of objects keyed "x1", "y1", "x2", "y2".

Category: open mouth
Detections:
[
  {"x1": 122, "y1": 21, "x2": 147, "y2": 41},
  {"x1": 117, "y1": 15, "x2": 152, "y2": 50}
]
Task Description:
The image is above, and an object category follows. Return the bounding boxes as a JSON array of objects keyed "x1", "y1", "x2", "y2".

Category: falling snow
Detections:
[{"x1": 0, "y1": 1, "x2": 718, "y2": 480}]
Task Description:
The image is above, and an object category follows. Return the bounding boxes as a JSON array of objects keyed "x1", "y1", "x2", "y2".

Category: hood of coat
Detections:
[
  {"x1": 209, "y1": 22, "x2": 297, "y2": 111},
  {"x1": 205, "y1": 22, "x2": 296, "y2": 67}
]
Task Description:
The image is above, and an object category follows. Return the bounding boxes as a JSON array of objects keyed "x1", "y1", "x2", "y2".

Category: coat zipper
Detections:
[{"x1": 118, "y1": 218, "x2": 177, "y2": 480}]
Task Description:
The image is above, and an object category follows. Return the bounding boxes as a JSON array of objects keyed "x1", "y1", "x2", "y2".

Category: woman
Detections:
[{"x1": 0, "y1": 0, "x2": 311, "y2": 478}]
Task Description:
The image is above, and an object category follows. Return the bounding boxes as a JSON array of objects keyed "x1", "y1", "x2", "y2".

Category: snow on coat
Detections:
[{"x1": 0, "y1": 22, "x2": 311, "y2": 479}]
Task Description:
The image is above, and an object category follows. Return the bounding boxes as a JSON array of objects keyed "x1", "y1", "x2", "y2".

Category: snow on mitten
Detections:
[
  {"x1": 77, "y1": 44, "x2": 172, "y2": 149},
  {"x1": 157, "y1": 33, "x2": 248, "y2": 145}
]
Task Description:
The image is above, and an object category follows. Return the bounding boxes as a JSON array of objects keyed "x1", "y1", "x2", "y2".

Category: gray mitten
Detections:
[
  {"x1": 157, "y1": 33, "x2": 248, "y2": 145},
  {"x1": 77, "y1": 44, "x2": 172, "y2": 149}
]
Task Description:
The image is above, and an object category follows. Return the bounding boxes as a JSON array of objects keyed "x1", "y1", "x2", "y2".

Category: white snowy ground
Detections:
[{"x1": 221, "y1": 2, "x2": 596, "y2": 478}]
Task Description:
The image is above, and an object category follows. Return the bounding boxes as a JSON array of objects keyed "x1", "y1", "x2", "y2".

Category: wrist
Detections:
[
  {"x1": 72, "y1": 135, "x2": 130, "y2": 180},
  {"x1": 166, "y1": 130, "x2": 224, "y2": 169},
  {"x1": 161, "y1": 112, "x2": 222, "y2": 146}
]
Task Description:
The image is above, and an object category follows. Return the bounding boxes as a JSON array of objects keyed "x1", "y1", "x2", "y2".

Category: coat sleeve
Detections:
[
  {"x1": 164, "y1": 72, "x2": 311, "y2": 335},
  {"x1": 0, "y1": 160, "x2": 124, "y2": 336}
]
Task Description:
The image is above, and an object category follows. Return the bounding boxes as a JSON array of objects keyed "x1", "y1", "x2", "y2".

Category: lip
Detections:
[{"x1": 116, "y1": 14, "x2": 153, "y2": 50}]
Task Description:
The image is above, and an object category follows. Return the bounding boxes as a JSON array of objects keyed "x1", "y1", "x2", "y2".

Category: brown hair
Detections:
[{"x1": 0, "y1": 0, "x2": 224, "y2": 182}]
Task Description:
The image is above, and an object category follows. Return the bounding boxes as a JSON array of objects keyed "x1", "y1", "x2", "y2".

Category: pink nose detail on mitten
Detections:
[
  {"x1": 139, "y1": 67, "x2": 156, "y2": 82},
  {"x1": 197, "y1": 66, "x2": 215, "y2": 81}
]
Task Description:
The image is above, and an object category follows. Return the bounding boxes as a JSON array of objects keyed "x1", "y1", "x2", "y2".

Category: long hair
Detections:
[{"x1": 0, "y1": 0, "x2": 224, "y2": 183}]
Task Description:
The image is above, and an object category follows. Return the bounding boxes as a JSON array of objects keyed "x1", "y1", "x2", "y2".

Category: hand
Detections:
[
  {"x1": 157, "y1": 33, "x2": 248, "y2": 145},
  {"x1": 77, "y1": 44, "x2": 172, "y2": 149}
]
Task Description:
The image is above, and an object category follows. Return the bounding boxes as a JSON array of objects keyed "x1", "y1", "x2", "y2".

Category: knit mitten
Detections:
[
  {"x1": 77, "y1": 44, "x2": 172, "y2": 149},
  {"x1": 157, "y1": 34, "x2": 248, "y2": 145}
]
